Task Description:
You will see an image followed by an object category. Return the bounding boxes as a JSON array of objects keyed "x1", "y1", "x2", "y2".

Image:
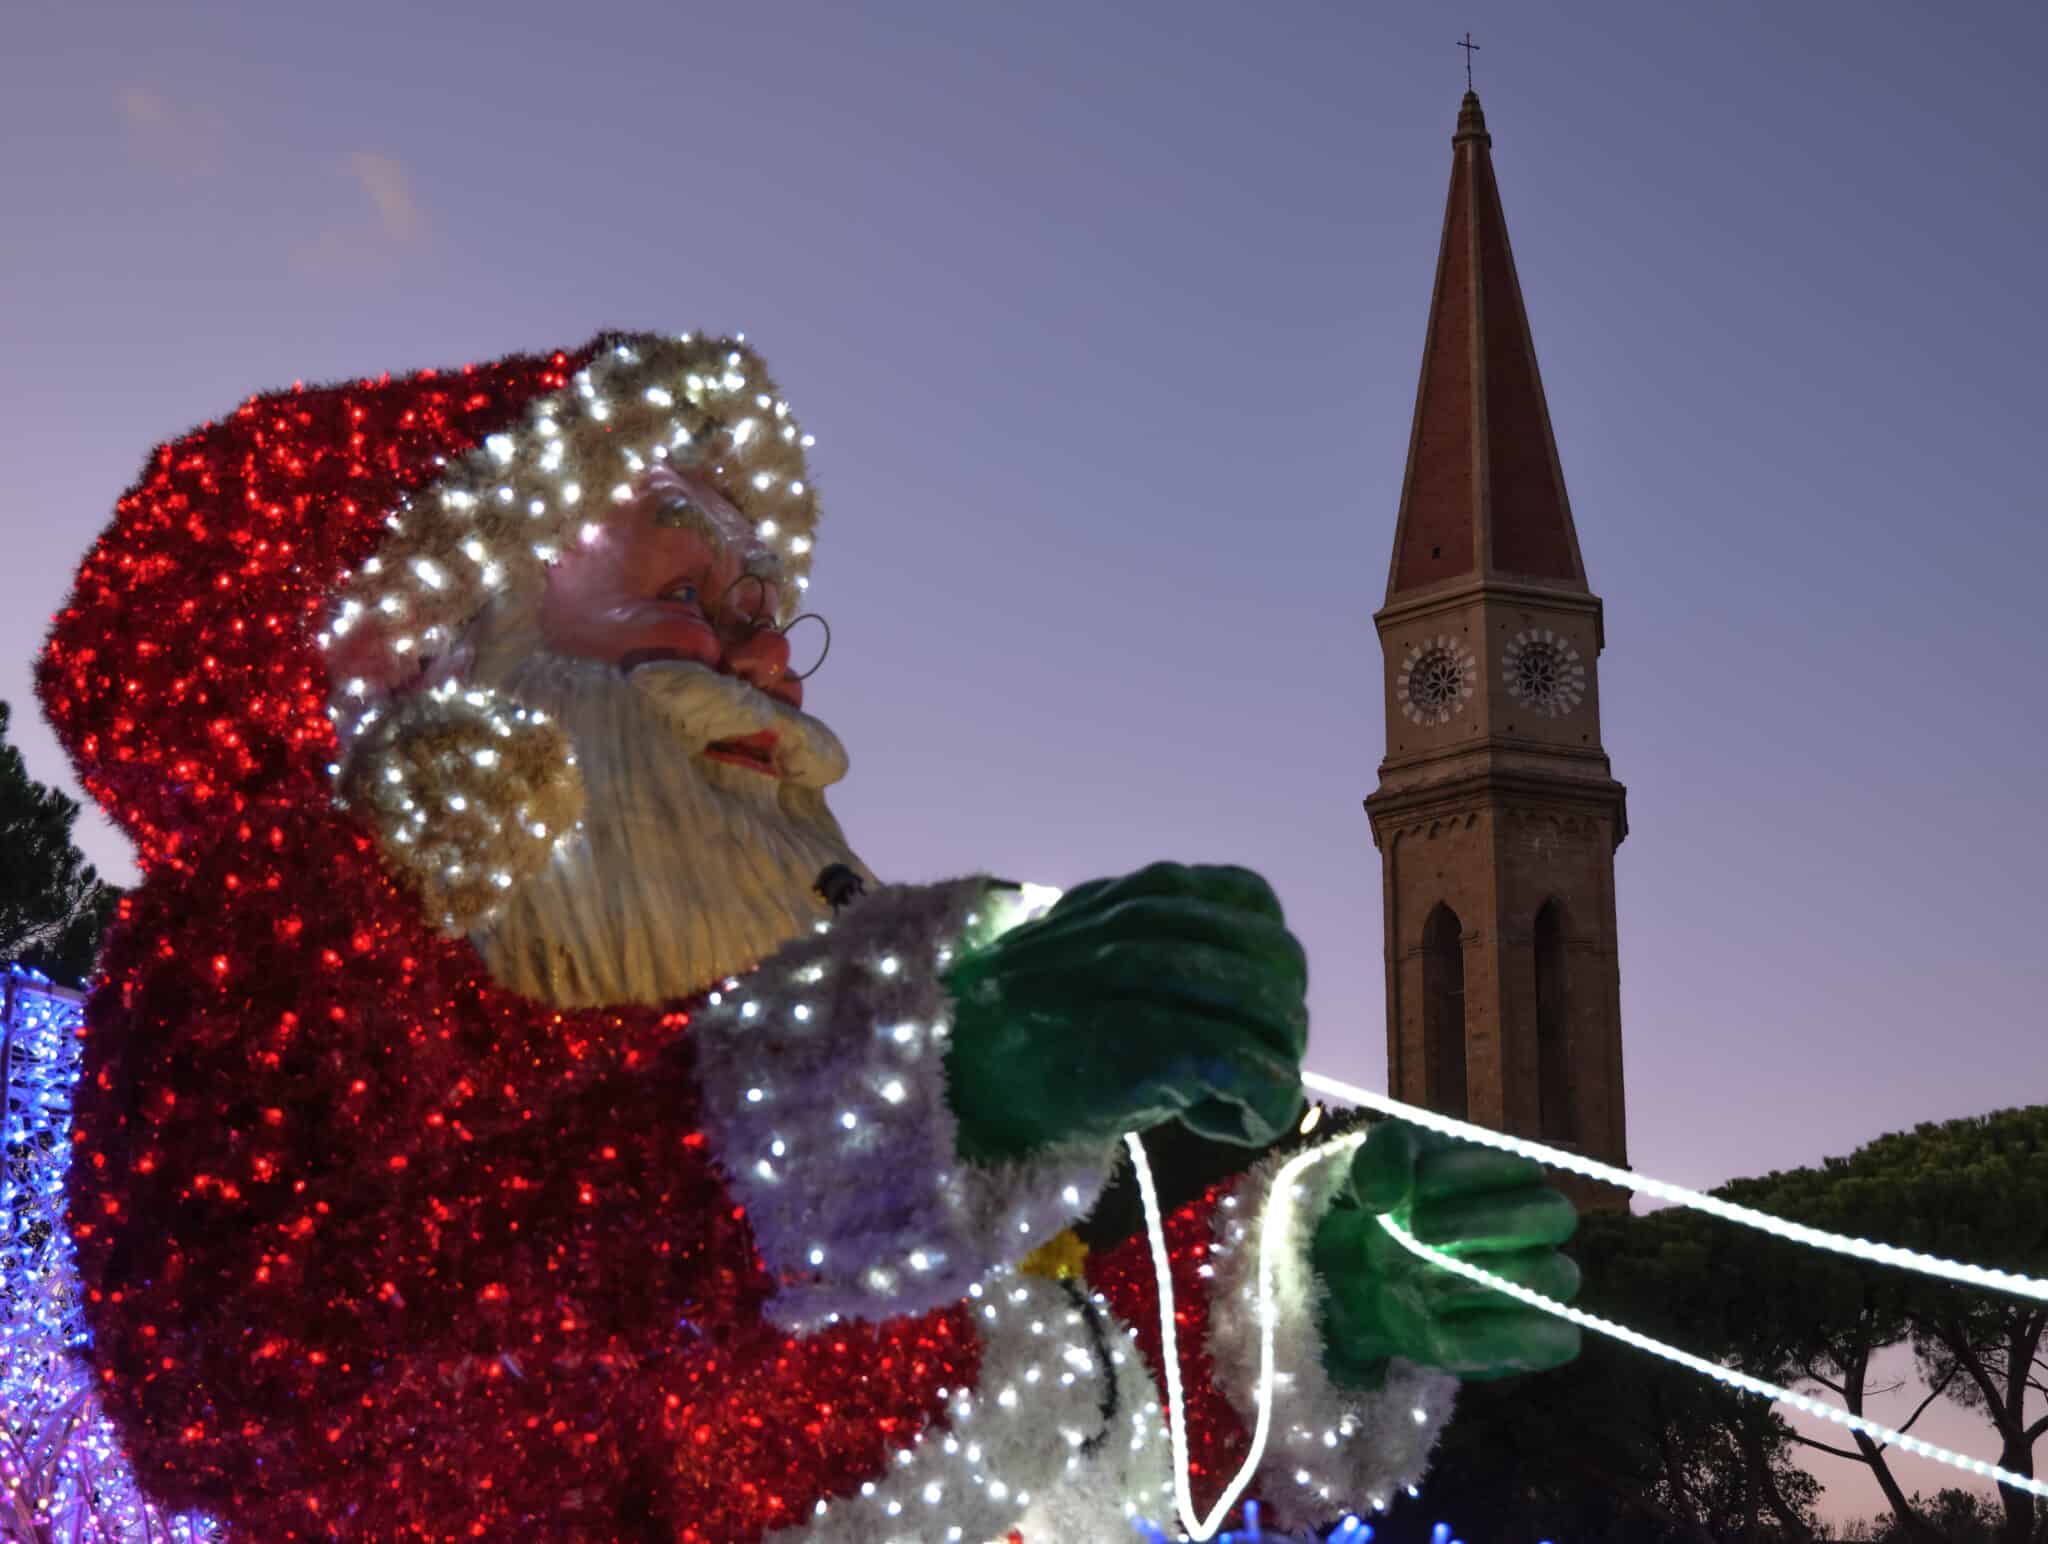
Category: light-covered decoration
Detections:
[
  {"x1": 758, "y1": 1273, "x2": 1176, "y2": 1544},
  {"x1": 1396, "y1": 638, "x2": 1477, "y2": 726},
  {"x1": 36, "y1": 330, "x2": 1469, "y2": 1540},
  {"x1": 1187, "y1": 1142, "x2": 1456, "y2": 1525},
  {"x1": 0, "y1": 965, "x2": 219, "y2": 1542},
  {"x1": 692, "y1": 879, "x2": 1125, "y2": 1332},
  {"x1": 1499, "y1": 629, "x2": 1584, "y2": 719},
  {"x1": 334, "y1": 681, "x2": 584, "y2": 933},
  {"x1": 324, "y1": 333, "x2": 821, "y2": 698}
]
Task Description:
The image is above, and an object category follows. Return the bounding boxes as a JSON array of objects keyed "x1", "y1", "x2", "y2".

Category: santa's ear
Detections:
[{"x1": 335, "y1": 683, "x2": 585, "y2": 935}]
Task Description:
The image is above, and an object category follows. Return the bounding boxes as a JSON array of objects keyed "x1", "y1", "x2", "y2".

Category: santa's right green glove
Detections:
[
  {"x1": 940, "y1": 862, "x2": 1308, "y2": 1163},
  {"x1": 1311, "y1": 1119, "x2": 1582, "y2": 1389}
]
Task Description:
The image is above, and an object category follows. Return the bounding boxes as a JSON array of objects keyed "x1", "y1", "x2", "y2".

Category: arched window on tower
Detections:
[
  {"x1": 1534, "y1": 897, "x2": 1575, "y2": 1144},
  {"x1": 1421, "y1": 903, "x2": 1467, "y2": 1120}
]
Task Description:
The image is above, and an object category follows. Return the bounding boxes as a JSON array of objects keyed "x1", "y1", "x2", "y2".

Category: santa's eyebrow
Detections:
[{"x1": 650, "y1": 494, "x2": 724, "y2": 549}]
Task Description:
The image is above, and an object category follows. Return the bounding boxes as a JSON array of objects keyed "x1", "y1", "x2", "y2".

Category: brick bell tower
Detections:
[{"x1": 1365, "y1": 91, "x2": 1630, "y2": 1207}]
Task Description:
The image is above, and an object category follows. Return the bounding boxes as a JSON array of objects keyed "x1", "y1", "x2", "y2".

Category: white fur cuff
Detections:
[
  {"x1": 761, "y1": 1274, "x2": 1175, "y2": 1544},
  {"x1": 1203, "y1": 1143, "x2": 1458, "y2": 1519},
  {"x1": 691, "y1": 879, "x2": 1122, "y2": 1330}
]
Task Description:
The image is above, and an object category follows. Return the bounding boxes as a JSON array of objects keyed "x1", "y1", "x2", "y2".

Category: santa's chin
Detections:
[{"x1": 626, "y1": 657, "x2": 849, "y2": 790}]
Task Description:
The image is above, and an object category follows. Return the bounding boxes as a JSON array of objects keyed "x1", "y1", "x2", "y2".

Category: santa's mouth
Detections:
[{"x1": 704, "y1": 730, "x2": 780, "y2": 775}]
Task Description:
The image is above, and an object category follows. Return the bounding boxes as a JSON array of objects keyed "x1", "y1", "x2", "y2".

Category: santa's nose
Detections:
[{"x1": 722, "y1": 625, "x2": 792, "y2": 690}]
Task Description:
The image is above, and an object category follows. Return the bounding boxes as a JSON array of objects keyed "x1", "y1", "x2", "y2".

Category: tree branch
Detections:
[
  {"x1": 1936, "y1": 1315, "x2": 2012, "y2": 1421},
  {"x1": 1894, "y1": 1360, "x2": 1964, "y2": 1438},
  {"x1": 1844, "y1": 1341, "x2": 1946, "y2": 1544},
  {"x1": 1789, "y1": 1431, "x2": 1869, "y2": 1464}
]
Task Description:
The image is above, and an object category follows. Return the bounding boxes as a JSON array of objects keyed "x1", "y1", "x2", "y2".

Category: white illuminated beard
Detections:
[{"x1": 463, "y1": 618, "x2": 872, "y2": 1009}]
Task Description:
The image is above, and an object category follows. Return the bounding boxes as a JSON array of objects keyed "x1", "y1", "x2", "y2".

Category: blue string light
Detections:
[
  {"x1": 1134, "y1": 1499, "x2": 1446, "y2": 1541},
  {"x1": 1, "y1": 963, "x2": 220, "y2": 1541}
]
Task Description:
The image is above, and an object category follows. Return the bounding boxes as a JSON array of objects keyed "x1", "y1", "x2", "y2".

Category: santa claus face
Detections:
[
  {"x1": 455, "y1": 462, "x2": 864, "y2": 1005},
  {"x1": 537, "y1": 464, "x2": 806, "y2": 778}
]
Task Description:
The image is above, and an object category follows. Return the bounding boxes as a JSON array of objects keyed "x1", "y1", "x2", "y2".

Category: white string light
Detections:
[
  {"x1": 1128, "y1": 1064, "x2": 2048, "y2": 1531},
  {"x1": 1300, "y1": 1070, "x2": 2048, "y2": 1307},
  {"x1": 1374, "y1": 1213, "x2": 2048, "y2": 1502},
  {"x1": 1128, "y1": 1128, "x2": 1369, "y2": 1542}
]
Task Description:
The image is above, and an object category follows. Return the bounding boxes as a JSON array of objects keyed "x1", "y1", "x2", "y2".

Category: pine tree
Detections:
[{"x1": 0, "y1": 701, "x2": 120, "y2": 985}]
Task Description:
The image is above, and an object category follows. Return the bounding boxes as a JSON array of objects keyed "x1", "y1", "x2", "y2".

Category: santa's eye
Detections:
[{"x1": 666, "y1": 582, "x2": 702, "y2": 606}]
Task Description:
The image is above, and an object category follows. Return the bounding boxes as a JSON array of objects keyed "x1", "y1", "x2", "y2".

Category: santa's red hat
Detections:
[{"x1": 39, "y1": 331, "x2": 822, "y2": 877}]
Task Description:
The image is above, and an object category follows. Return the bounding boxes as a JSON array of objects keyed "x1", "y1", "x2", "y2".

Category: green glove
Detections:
[
  {"x1": 1311, "y1": 1119, "x2": 1582, "y2": 1387},
  {"x1": 941, "y1": 862, "x2": 1308, "y2": 1163}
]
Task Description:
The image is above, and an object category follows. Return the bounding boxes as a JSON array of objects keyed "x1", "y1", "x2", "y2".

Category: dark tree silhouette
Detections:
[{"x1": 0, "y1": 700, "x2": 120, "y2": 985}]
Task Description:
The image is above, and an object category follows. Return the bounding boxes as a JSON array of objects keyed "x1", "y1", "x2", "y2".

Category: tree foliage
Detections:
[
  {"x1": 1841, "y1": 1489, "x2": 2004, "y2": 1544},
  {"x1": 0, "y1": 701, "x2": 120, "y2": 985},
  {"x1": 1714, "y1": 1106, "x2": 2048, "y2": 1544},
  {"x1": 1411, "y1": 1108, "x2": 2045, "y2": 1544},
  {"x1": 1412, "y1": 1201, "x2": 1821, "y2": 1544}
]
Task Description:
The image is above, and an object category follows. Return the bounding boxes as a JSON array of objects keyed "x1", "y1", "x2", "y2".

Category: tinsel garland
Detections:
[{"x1": 335, "y1": 681, "x2": 584, "y2": 933}]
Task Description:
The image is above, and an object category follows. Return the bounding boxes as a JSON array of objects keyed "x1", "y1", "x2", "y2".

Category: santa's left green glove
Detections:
[
  {"x1": 939, "y1": 862, "x2": 1308, "y2": 1163},
  {"x1": 1310, "y1": 1119, "x2": 1582, "y2": 1388}
]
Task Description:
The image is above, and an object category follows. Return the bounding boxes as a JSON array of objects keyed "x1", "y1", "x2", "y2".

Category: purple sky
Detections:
[{"x1": 5, "y1": 0, "x2": 2044, "y2": 1522}]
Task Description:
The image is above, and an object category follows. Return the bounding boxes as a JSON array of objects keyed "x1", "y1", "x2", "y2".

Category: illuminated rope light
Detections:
[
  {"x1": 1375, "y1": 1212, "x2": 2048, "y2": 1502},
  {"x1": 1127, "y1": 1128, "x2": 1369, "y2": 1543},
  {"x1": 1130, "y1": 1063, "x2": 2048, "y2": 1530},
  {"x1": 1301, "y1": 1070, "x2": 2048, "y2": 1308},
  {"x1": 1001, "y1": 892, "x2": 2048, "y2": 1529}
]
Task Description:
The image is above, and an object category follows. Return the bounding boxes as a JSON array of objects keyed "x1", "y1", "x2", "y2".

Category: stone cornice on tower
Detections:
[{"x1": 1385, "y1": 91, "x2": 1588, "y2": 604}]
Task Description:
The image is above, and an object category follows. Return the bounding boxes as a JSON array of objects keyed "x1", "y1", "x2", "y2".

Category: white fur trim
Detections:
[
  {"x1": 761, "y1": 1273, "x2": 1173, "y2": 1544},
  {"x1": 692, "y1": 879, "x2": 1122, "y2": 1330},
  {"x1": 325, "y1": 333, "x2": 821, "y2": 698},
  {"x1": 1203, "y1": 1146, "x2": 1459, "y2": 1518}
]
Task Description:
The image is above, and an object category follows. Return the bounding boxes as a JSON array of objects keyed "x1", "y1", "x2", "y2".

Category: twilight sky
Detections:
[{"x1": 4, "y1": 0, "x2": 2045, "y2": 1521}]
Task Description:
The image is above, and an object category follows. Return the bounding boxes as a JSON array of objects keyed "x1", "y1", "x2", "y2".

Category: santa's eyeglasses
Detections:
[{"x1": 714, "y1": 573, "x2": 831, "y2": 683}]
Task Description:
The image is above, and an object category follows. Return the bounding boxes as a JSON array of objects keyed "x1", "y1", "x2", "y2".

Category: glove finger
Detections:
[
  {"x1": 1310, "y1": 1201, "x2": 1380, "y2": 1287},
  {"x1": 1174, "y1": 1021, "x2": 1306, "y2": 1146},
  {"x1": 1179, "y1": 1090, "x2": 1307, "y2": 1146},
  {"x1": 1043, "y1": 876, "x2": 1118, "y2": 918},
  {"x1": 992, "y1": 1021, "x2": 1193, "y2": 1146},
  {"x1": 1090, "y1": 1002, "x2": 1304, "y2": 1147},
  {"x1": 1417, "y1": 1247, "x2": 1581, "y2": 1315},
  {"x1": 1408, "y1": 1186, "x2": 1579, "y2": 1253},
  {"x1": 995, "y1": 898, "x2": 1308, "y2": 997},
  {"x1": 1347, "y1": 1119, "x2": 1425, "y2": 1214},
  {"x1": 1412, "y1": 1141, "x2": 1549, "y2": 1203},
  {"x1": 1047, "y1": 862, "x2": 1284, "y2": 923},
  {"x1": 1421, "y1": 1309, "x2": 1582, "y2": 1379},
  {"x1": 1003, "y1": 943, "x2": 1308, "y2": 1061}
]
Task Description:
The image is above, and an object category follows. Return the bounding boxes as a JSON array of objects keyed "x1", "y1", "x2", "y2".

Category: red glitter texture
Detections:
[{"x1": 36, "y1": 341, "x2": 981, "y2": 1539}]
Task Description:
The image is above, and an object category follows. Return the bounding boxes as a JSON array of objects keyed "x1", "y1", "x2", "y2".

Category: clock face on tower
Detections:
[
  {"x1": 1502, "y1": 628, "x2": 1586, "y2": 719},
  {"x1": 1398, "y1": 635, "x2": 1477, "y2": 725}
]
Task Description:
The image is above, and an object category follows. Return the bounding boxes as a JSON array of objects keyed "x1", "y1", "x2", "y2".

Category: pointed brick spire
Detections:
[{"x1": 1388, "y1": 92, "x2": 1586, "y2": 599}]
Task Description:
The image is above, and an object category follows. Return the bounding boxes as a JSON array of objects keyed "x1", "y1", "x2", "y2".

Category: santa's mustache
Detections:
[{"x1": 626, "y1": 658, "x2": 849, "y2": 789}]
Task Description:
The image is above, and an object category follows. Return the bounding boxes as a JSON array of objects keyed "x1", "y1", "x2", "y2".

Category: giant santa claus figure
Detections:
[{"x1": 39, "y1": 331, "x2": 1579, "y2": 1542}]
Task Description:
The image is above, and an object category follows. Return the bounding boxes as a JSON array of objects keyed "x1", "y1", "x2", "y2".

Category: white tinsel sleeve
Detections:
[
  {"x1": 689, "y1": 878, "x2": 1125, "y2": 1332},
  {"x1": 1201, "y1": 1143, "x2": 1459, "y2": 1519}
]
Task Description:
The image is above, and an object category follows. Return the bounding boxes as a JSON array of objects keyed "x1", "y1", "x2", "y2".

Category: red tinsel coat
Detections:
[{"x1": 37, "y1": 340, "x2": 1261, "y2": 1541}]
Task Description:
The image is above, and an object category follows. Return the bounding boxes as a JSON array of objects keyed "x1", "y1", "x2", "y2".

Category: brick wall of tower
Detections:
[{"x1": 1376, "y1": 785, "x2": 1630, "y2": 1213}]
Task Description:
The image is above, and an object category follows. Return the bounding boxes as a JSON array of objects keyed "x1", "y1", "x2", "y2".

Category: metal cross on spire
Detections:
[{"x1": 1458, "y1": 31, "x2": 1480, "y2": 89}]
